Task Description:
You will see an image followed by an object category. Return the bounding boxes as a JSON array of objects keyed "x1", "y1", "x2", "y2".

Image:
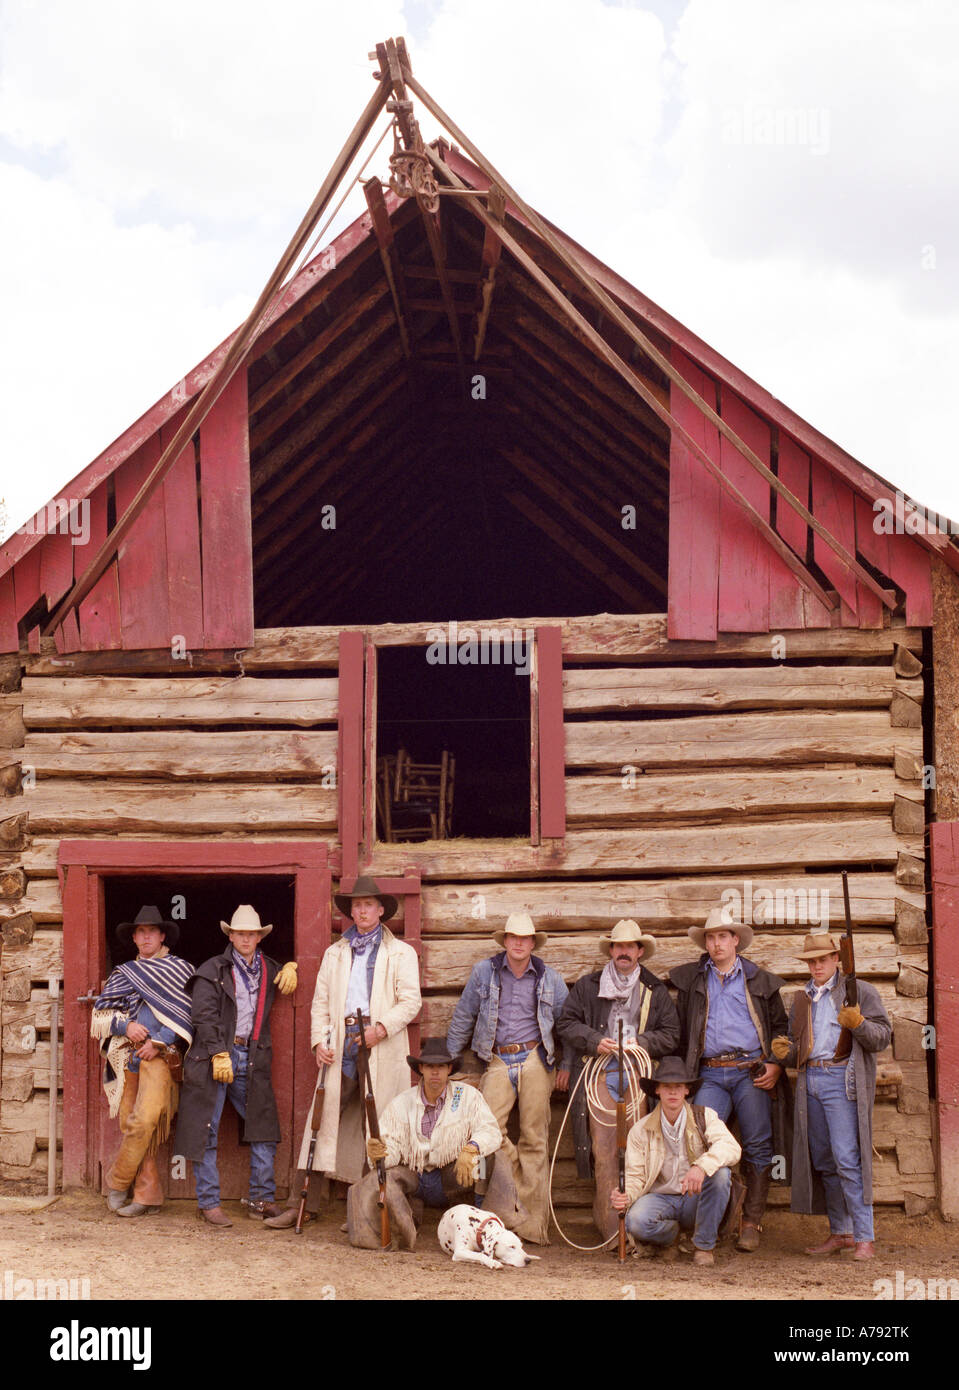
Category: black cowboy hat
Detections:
[
  {"x1": 116, "y1": 904, "x2": 179, "y2": 949},
  {"x1": 639, "y1": 1055, "x2": 703, "y2": 1100},
  {"x1": 334, "y1": 874, "x2": 398, "y2": 922},
  {"x1": 407, "y1": 1037, "x2": 462, "y2": 1073}
]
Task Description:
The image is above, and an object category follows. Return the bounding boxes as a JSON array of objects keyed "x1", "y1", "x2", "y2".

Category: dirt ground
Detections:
[{"x1": 2, "y1": 1191, "x2": 958, "y2": 1301}]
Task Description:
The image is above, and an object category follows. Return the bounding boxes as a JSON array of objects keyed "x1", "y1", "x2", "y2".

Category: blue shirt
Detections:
[
  {"x1": 112, "y1": 1003, "x2": 177, "y2": 1074},
  {"x1": 344, "y1": 926, "x2": 381, "y2": 1018},
  {"x1": 496, "y1": 962, "x2": 540, "y2": 1046},
  {"x1": 806, "y1": 973, "x2": 842, "y2": 1060},
  {"x1": 703, "y1": 958, "x2": 761, "y2": 1057}
]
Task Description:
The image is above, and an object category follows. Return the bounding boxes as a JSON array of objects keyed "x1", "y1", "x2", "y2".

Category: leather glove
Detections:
[
  {"x1": 837, "y1": 1004, "x2": 864, "y2": 1031},
  {"x1": 454, "y1": 1145, "x2": 479, "y2": 1188},
  {"x1": 366, "y1": 1137, "x2": 387, "y2": 1162},
  {"x1": 770, "y1": 1035, "x2": 791, "y2": 1062},
  {"x1": 273, "y1": 961, "x2": 298, "y2": 996},
  {"x1": 212, "y1": 1052, "x2": 234, "y2": 1084}
]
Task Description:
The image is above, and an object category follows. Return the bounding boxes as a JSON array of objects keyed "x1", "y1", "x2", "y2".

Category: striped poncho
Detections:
[{"x1": 91, "y1": 951, "x2": 194, "y2": 1116}]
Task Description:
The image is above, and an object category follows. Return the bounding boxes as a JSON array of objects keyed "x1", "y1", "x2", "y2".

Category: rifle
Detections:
[
  {"x1": 616, "y1": 1018, "x2": 627, "y2": 1263},
  {"x1": 295, "y1": 1031, "x2": 330, "y2": 1235},
  {"x1": 356, "y1": 1007, "x2": 391, "y2": 1249},
  {"x1": 835, "y1": 869, "x2": 859, "y2": 1059}
]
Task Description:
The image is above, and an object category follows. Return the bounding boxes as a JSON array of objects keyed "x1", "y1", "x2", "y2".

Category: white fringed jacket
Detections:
[{"x1": 381, "y1": 1080, "x2": 502, "y2": 1172}]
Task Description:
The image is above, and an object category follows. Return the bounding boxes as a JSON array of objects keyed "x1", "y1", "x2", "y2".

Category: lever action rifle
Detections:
[
  {"x1": 295, "y1": 1028, "x2": 330, "y2": 1235},
  {"x1": 617, "y1": 1018, "x2": 627, "y2": 1263},
  {"x1": 836, "y1": 869, "x2": 859, "y2": 1058},
  {"x1": 356, "y1": 1007, "x2": 391, "y2": 1249}
]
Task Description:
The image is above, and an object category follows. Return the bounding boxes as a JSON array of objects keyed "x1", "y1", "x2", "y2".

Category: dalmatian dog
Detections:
[{"x1": 437, "y1": 1205, "x2": 540, "y2": 1269}]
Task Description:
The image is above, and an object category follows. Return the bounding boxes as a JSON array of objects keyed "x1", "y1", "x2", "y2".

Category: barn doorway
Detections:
[{"x1": 375, "y1": 644, "x2": 532, "y2": 840}]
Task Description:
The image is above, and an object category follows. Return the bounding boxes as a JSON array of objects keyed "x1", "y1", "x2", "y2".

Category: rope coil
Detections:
[{"x1": 548, "y1": 1043, "x2": 653, "y2": 1252}]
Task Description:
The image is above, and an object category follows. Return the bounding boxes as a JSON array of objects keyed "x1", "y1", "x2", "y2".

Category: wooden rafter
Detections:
[
  {"x1": 504, "y1": 492, "x2": 653, "y2": 609},
  {"x1": 472, "y1": 185, "x2": 505, "y2": 360},
  {"x1": 364, "y1": 178, "x2": 413, "y2": 359}
]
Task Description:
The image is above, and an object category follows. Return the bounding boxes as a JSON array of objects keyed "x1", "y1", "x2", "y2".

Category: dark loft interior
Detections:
[
  {"x1": 376, "y1": 645, "x2": 531, "y2": 840},
  {"x1": 104, "y1": 876, "x2": 296, "y2": 974}
]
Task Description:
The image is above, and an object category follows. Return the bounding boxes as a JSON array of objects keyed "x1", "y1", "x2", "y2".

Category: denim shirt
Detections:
[{"x1": 446, "y1": 952, "x2": 569, "y2": 1067}]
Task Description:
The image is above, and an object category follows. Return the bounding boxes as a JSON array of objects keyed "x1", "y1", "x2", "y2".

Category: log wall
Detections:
[{"x1": 0, "y1": 616, "x2": 936, "y2": 1214}]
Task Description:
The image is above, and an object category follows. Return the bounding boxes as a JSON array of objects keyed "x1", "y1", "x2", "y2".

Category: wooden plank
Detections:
[
  {"x1": 39, "y1": 528, "x2": 74, "y2": 611},
  {"x1": 536, "y1": 627, "x2": 565, "y2": 839},
  {"x1": 564, "y1": 709, "x2": 916, "y2": 770},
  {"x1": 200, "y1": 369, "x2": 254, "y2": 647},
  {"x1": 20, "y1": 781, "x2": 336, "y2": 833},
  {"x1": 563, "y1": 664, "x2": 905, "y2": 713},
  {"x1": 22, "y1": 729, "x2": 337, "y2": 779},
  {"x1": 420, "y1": 872, "x2": 906, "y2": 934},
  {"x1": 565, "y1": 766, "x2": 900, "y2": 825},
  {"x1": 369, "y1": 815, "x2": 910, "y2": 879},
  {"x1": 0, "y1": 572, "x2": 18, "y2": 653},
  {"x1": 115, "y1": 433, "x2": 171, "y2": 649},
  {"x1": 160, "y1": 422, "x2": 204, "y2": 650},
  {"x1": 18, "y1": 675, "x2": 338, "y2": 727},
  {"x1": 768, "y1": 434, "x2": 809, "y2": 630},
  {"x1": 668, "y1": 350, "x2": 719, "y2": 640},
  {"x1": 886, "y1": 531, "x2": 934, "y2": 627},
  {"x1": 811, "y1": 458, "x2": 872, "y2": 624},
  {"x1": 75, "y1": 484, "x2": 122, "y2": 650},
  {"x1": 338, "y1": 631, "x2": 364, "y2": 880},
  {"x1": 718, "y1": 388, "x2": 770, "y2": 632},
  {"x1": 13, "y1": 545, "x2": 41, "y2": 624}
]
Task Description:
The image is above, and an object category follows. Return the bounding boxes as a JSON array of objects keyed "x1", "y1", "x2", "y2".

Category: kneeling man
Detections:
[
  {"x1": 610, "y1": 1056, "x2": 740, "y2": 1266},
  {"x1": 350, "y1": 1039, "x2": 514, "y2": 1249}
]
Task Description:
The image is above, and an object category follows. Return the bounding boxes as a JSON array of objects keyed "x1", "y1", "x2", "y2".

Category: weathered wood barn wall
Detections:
[{"x1": 1, "y1": 120, "x2": 958, "y2": 1217}]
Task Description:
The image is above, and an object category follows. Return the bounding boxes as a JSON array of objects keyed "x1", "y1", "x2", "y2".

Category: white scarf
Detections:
[{"x1": 599, "y1": 960, "x2": 644, "y2": 1039}]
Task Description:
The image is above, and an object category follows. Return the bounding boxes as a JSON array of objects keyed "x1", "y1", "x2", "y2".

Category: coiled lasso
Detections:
[{"x1": 548, "y1": 1042, "x2": 653, "y2": 1251}]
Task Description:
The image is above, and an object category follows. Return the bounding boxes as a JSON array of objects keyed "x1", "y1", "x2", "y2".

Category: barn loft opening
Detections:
[
  {"x1": 248, "y1": 154, "x2": 670, "y2": 628},
  {"x1": 103, "y1": 875, "x2": 295, "y2": 975},
  {"x1": 375, "y1": 645, "x2": 531, "y2": 840}
]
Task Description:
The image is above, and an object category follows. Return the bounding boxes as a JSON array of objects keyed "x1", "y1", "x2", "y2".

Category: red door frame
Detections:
[
  {"x1": 59, "y1": 839, "x2": 330, "y2": 1190},
  {"x1": 931, "y1": 822, "x2": 959, "y2": 1218}
]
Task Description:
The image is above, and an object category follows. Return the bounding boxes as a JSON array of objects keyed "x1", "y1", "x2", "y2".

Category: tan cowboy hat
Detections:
[
  {"x1": 687, "y1": 903, "x2": 754, "y2": 952},
  {"x1": 220, "y1": 904, "x2": 272, "y2": 938},
  {"x1": 492, "y1": 911, "x2": 547, "y2": 950},
  {"x1": 599, "y1": 919, "x2": 656, "y2": 960},
  {"x1": 796, "y1": 933, "x2": 842, "y2": 960}
]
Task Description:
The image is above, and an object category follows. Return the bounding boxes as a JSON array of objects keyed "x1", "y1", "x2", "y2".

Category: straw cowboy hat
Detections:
[
  {"x1": 333, "y1": 874, "x2": 398, "y2": 922},
  {"x1": 116, "y1": 904, "x2": 179, "y2": 949},
  {"x1": 600, "y1": 919, "x2": 656, "y2": 961},
  {"x1": 796, "y1": 933, "x2": 842, "y2": 960},
  {"x1": 407, "y1": 1037, "x2": 463, "y2": 1074},
  {"x1": 688, "y1": 903, "x2": 754, "y2": 953},
  {"x1": 492, "y1": 911, "x2": 547, "y2": 951},
  {"x1": 220, "y1": 904, "x2": 272, "y2": 938},
  {"x1": 639, "y1": 1055, "x2": 704, "y2": 1101}
]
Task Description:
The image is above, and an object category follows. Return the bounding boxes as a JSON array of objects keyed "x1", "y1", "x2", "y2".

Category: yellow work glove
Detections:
[
  {"x1": 770, "y1": 1036, "x2": 791, "y2": 1062},
  {"x1": 366, "y1": 1136, "x2": 387, "y2": 1163},
  {"x1": 212, "y1": 1052, "x2": 234, "y2": 1084},
  {"x1": 454, "y1": 1145, "x2": 479, "y2": 1188},
  {"x1": 273, "y1": 961, "x2": 298, "y2": 996},
  {"x1": 837, "y1": 1004, "x2": 864, "y2": 1031}
]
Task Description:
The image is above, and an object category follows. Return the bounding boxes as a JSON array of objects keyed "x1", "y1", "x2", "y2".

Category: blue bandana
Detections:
[{"x1": 345, "y1": 924, "x2": 383, "y2": 956}]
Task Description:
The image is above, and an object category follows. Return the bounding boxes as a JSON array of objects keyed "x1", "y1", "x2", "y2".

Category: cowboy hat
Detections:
[
  {"x1": 116, "y1": 904, "x2": 179, "y2": 949},
  {"x1": 796, "y1": 933, "x2": 842, "y2": 960},
  {"x1": 600, "y1": 919, "x2": 656, "y2": 960},
  {"x1": 333, "y1": 874, "x2": 398, "y2": 922},
  {"x1": 220, "y1": 904, "x2": 272, "y2": 938},
  {"x1": 639, "y1": 1055, "x2": 703, "y2": 1100},
  {"x1": 407, "y1": 1037, "x2": 462, "y2": 1074},
  {"x1": 687, "y1": 903, "x2": 754, "y2": 953},
  {"x1": 492, "y1": 911, "x2": 547, "y2": 951}
]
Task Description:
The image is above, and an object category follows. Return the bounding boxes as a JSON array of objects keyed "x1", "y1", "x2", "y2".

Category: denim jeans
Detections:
[
  {"x1": 696, "y1": 1055, "x2": 772, "y2": 1168},
  {"x1": 341, "y1": 1020, "x2": 362, "y2": 1082},
  {"x1": 806, "y1": 1063, "x2": 873, "y2": 1242},
  {"x1": 625, "y1": 1166, "x2": 731, "y2": 1252},
  {"x1": 193, "y1": 1044, "x2": 277, "y2": 1210}
]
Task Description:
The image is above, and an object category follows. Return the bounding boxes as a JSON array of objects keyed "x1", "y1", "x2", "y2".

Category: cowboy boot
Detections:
[{"x1": 736, "y1": 1162, "x2": 772, "y2": 1252}]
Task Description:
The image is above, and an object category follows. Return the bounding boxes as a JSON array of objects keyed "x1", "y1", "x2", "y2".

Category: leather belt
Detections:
[
  {"x1": 702, "y1": 1056, "x2": 760, "y2": 1069},
  {"x1": 807, "y1": 1058, "x2": 847, "y2": 1068},
  {"x1": 234, "y1": 1035, "x2": 249, "y2": 1046},
  {"x1": 344, "y1": 1014, "x2": 363, "y2": 1027},
  {"x1": 494, "y1": 1039, "x2": 539, "y2": 1055}
]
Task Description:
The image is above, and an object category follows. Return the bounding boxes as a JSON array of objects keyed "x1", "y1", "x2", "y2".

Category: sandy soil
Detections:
[{"x1": 2, "y1": 1192, "x2": 958, "y2": 1302}]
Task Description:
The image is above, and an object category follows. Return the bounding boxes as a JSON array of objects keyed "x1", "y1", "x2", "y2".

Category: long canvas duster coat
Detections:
[
  {"x1": 782, "y1": 972, "x2": 891, "y2": 1210},
  {"x1": 174, "y1": 949, "x2": 281, "y2": 1159},
  {"x1": 296, "y1": 926, "x2": 421, "y2": 1182}
]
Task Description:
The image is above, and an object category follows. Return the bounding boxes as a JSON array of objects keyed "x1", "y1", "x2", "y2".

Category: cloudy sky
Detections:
[{"x1": 0, "y1": 0, "x2": 955, "y2": 540}]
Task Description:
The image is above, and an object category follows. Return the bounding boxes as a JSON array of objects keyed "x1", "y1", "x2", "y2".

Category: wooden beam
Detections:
[
  {"x1": 363, "y1": 178, "x2": 413, "y2": 359},
  {"x1": 43, "y1": 72, "x2": 393, "y2": 637},
  {"x1": 405, "y1": 77, "x2": 896, "y2": 609},
  {"x1": 473, "y1": 186, "x2": 504, "y2": 361},
  {"x1": 424, "y1": 145, "x2": 838, "y2": 614},
  {"x1": 504, "y1": 492, "x2": 653, "y2": 608}
]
